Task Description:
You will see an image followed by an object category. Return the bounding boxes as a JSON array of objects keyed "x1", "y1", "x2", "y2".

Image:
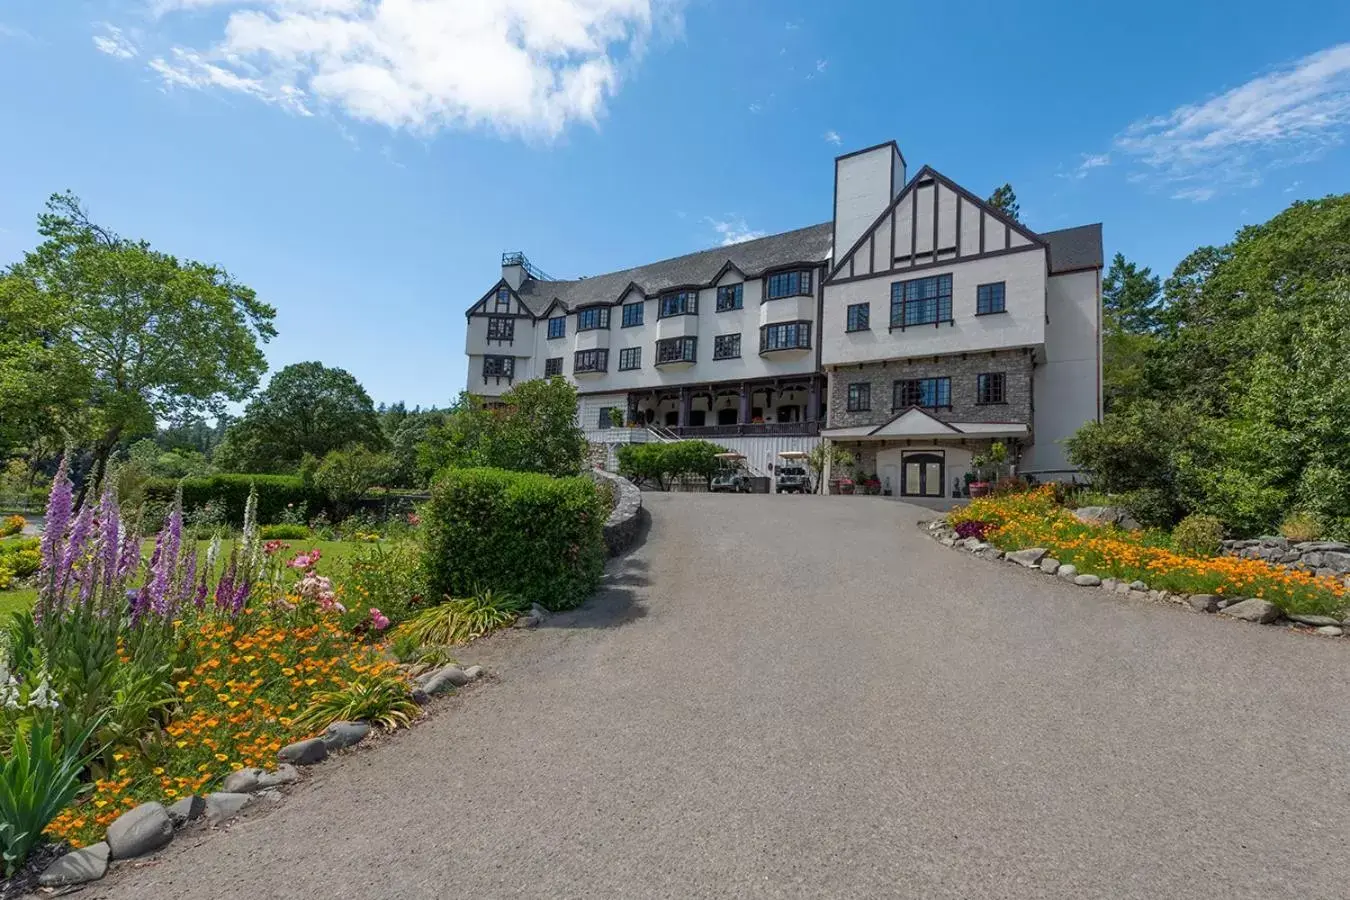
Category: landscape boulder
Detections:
[
  {"x1": 278, "y1": 738, "x2": 329, "y2": 766},
  {"x1": 166, "y1": 795, "x2": 205, "y2": 826},
  {"x1": 1039, "y1": 558, "x2": 1060, "y2": 575},
  {"x1": 39, "y1": 842, "x2": 110, "y2": 888},
  {"x1": 1187, "y1": 594, "x2": 1220, "y2": 613},
  {"x1": 1218, "y1": 598, "x2": 1281, "y2": 624},
  {"x1": 1288, "y1": 613, "x2": 1341, "y2": 627},
  {"x1": 106, "y1": 802, "x2": 174, "y2": 859},
  {"x1": 1073, "y1": 506, "x2": 1141, "y2": 531},
  {"x1": 1056, "y1": 564, "x2": 1079, "y2": 580},
  {"x1": 322, "y1": 721, "x2": 371, "y2": 751},
  {"x1": 204, "y1": 792, "x2": 252, "y2": 826},
  {"x1": 1316, "y1": 625, "x2": 1343, "y2": 636},
  {"x1": 463, "y1": 665, "x2": 484, "y2": 680},
  {"x1": 1073, "y1": 574, "x2": 1102, "y2": 587},
  {"x1": 1007, "y1": 548, "x2": 1048, "y2": 568}
]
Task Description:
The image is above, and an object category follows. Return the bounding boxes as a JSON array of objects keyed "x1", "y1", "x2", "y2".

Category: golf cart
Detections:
[
  {"x1": 709, "y1": 453, "x2": 752, "y2": 493},
  {"x1": 775, "y1": 451, "x2": 811, "y2": 494}
]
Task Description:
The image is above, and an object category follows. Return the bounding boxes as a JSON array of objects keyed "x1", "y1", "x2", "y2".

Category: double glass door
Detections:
[{"x1": 902, "y1": 453, "x2": 944, "y2": 497}]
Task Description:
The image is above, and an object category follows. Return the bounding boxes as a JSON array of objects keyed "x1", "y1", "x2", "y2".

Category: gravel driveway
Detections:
[{"x1": 92, "y1": 493, "x2": 1350, "y2": 899}]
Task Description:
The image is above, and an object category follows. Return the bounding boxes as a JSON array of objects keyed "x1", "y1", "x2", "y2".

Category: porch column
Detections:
[
  {"x1": 739, "y1": 382, "x2": 750, "y2": 424},
  {"x1": 807, "y1": 376, "x2": 821, "y2": 423},
  {"x1": 678, "y1": 387, "x2": 690, "y2": 427}
]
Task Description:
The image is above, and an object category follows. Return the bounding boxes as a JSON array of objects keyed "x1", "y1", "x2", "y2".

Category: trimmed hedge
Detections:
[
  {"x1": 422, "y1": 467, "x2": 606, "y2": 611},
  {"x1": 143, "y1": 475, "x2": 326, "y2": 525}
]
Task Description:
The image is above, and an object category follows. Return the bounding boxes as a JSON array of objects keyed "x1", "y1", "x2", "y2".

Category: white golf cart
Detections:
[
  {"x1": 709, "y1": 452, "x2": 753, "y2": 493},
  {"x1": 775, "y1": 451, "x2": 811, "y2": 494}
]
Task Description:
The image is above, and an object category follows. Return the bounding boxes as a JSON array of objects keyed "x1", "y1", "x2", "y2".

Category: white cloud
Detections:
[
  {"x1": 1283, "y1": 180, "x2": 1302, "y2": 193},
  {"x1": 823, "y1": 129, "x2": 841, "y2": 146},
  {"x1": 815, "y1": 58, "x2": 827, "y2": 73},
  {"x1": 0, "y1": 22, "x2": 34, "y2": 41},
  {"x1": 119, "y1": 0, "x2": 681, "y2": 138},
  {"x1": 93, "y1": 24, "x2": 138, "y2": 59},
  {"x1": 1058, "y1": 151, "x2": 1111, "y2": 180},
  {"x1": 748, "y1": 102, "x2": 762, "y2": 114},
  {"x1": 707, "y1": 216, "x2": 766, "y2": 247},
  {"x1": 1171, "y1": 187, "x2": 1216, "y2": 203},
  {"x1": 1117, "y1": 42, "x2": 1350, "y2": 197}
]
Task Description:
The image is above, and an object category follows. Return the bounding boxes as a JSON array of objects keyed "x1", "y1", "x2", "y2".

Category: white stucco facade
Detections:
[{"x1": 462, "y1": 140, "x2": 1102, "y2": 486}]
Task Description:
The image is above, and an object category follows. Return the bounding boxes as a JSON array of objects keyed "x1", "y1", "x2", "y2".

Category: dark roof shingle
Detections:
[
  {"x1": 514, "y1": 222, "x2": 833, "y2": 314},
  {"x1": 1041, "y1": 223, "x2": 1103, "y2": 274}
]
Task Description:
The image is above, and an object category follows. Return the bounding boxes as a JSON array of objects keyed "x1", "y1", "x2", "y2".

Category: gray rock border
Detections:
[
  {"x1": 36, "y1": 666, "x2": 490, "y2": 889},
  {"x1": 590, "y1": 468, "x2": 644, "y2": 557},
  {"x1": 921, "y1": 519, "x2": 1347, "y2": 639}
]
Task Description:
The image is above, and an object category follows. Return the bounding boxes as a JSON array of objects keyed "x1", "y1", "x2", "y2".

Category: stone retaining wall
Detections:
[
  {"x1": 590, "y1": 468, "x2": 644, "y2": 557},
  {"x1": 1222, "y1": 538, "x2": 1350, "y2": 581}
]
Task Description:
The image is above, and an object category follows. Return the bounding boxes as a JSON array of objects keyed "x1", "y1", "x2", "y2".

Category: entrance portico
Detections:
[
  {"x1": 821, "y1": 407, "x2": 1027, "y2": 498},
  {"x1": 627, "y1": 373, "x2": 827, "y2": 437}
]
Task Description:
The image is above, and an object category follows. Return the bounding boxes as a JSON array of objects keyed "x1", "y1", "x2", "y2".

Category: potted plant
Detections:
[
  {"x1": 609, "y1": 407, "x2": 625, "y2": 429},
  {"x1": 859, "y1": 471, "x2": 881, "y2": 494},
  {"x1": 968, "y1": 453, "x2": 991, "y2": 498}
]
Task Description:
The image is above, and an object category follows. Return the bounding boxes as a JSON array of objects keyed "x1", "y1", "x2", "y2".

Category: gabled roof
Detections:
[
  {"x1": 511, "y1": 223, "x2": 833, "y2": 314},
  {"x1": 822, "y1": 408, "x2": 1030, "y2": 440}
]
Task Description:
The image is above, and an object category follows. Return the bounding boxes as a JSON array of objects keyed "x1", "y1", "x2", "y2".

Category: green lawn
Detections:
[{"x1": 0, "y1": 538, "x2": 371, "y2": 619}]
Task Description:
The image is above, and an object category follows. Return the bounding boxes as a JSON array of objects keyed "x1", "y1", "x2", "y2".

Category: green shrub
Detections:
[
  {"x1": 143, "y1": 474, "x2": 325, "y2": 525},
  {"x1": 0, "y1": 515, "x2": 24, "y2": 539},
  {"x1": 423, "y1": 468, "x2": 606, "y2": 611},
  {"x1": 1118, "y1": 487, "x2": 1180, "y2": 530},
  {"x1": 1173, "y1": 513, "x2": 1224, "y2": 557},
  {"x1": 1279, "y1": 510, "x2": 1322, "y2": 542},
  {"x1": 616, "y1": 440, "x2": 727, "y2": 490},
  {"x1": 0, "y1": 538, "x2": 40, "y2": 579},
  {"x1": 261, "y1": 523, "x2": 312, "y2": 540}
]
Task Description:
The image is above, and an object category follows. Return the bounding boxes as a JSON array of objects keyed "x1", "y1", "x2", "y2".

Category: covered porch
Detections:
[
  {"x1": 628, "y1": 374, "x2": 827, "y2": 438},
  {"x1": 820, "y1": 408, "x2": 1028, "y2": 499}
]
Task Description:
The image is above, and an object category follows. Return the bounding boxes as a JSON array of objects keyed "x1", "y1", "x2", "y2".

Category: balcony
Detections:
[{"x1": 665, "y1": 422, "x2": 821, "y2": 438}]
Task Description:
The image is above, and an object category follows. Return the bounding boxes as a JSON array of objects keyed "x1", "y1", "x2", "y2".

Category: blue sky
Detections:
[{"x1": 2, "y1": 1, "x2": 1348, "y2": 409}]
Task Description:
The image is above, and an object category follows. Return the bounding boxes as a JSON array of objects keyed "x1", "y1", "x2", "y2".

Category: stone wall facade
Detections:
[
  {"x1": 589, "y1": 468, "x2": 644, "y2": 557},
  {"x1": 827, "y1": 349, "x2": 1033, "y2": 430},
  {"x1": 1223, "y1": 538, "x2": 1350, "y2": 580}
]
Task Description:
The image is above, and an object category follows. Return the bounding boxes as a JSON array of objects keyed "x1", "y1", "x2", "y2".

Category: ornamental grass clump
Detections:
[{"x1": 949, "y1": 486, "x2": 1346, "y2": 617}]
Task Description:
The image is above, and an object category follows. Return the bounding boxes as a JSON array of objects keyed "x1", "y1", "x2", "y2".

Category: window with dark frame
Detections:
[
  {"x1": 977, "y1": 282, "x2": 1006, "y2": 315},
  {"x1": 890, "y1": 274, "x2": 953, "y2": 328},
  {"x1": 622, "y1": 301, "x2": 644, "y2": 327},
  {"x1": 547, "y1": 316, "x2": 565, "y2": 339},
  {"x1": 544, "y1": 357, "x2": 563, "y2": 377},
  {"x1": 482, "y1": 355, "x2": 514, "y2": 379},
  {"x1": 893, "y1": 377, "x2": 951, "y2": 410},
  {"x1": 759, "y1": 321, "x2": 811, "y2": 353},
  {"x1": 659, "y1": 290, "x2": 698, "y2": 318},
  {"x1": 977, "y1": 372, "x2": 1006, "y2": 405},
  {"x1": 494, "y1": 286, "x2": 511, "y2": 311},
  {"x1": 716, "y1": 283, "x2": 743, "y2": 311},
  {"x1": 655, "y1": 336, "x2": 697, "y2": 364},
  {"x1": 846, "y1": 303, "x2": 870, "y2": 332},
  {"x1": 577, "y1": 306, "x2": 611, "y2": 331},
  {"x1": 597, "y1": 408, "x2": 614, "y2": 430},
  {"x1": 765, "y1": 269, "x2": 813, "y2": 300},
  {"x1": 618, "y1": 347, "x2": 641, "y2": 370},
  {"x1": 713, "y1": 333, "x2": 741, "y2": 359},
  {"x1": 847, "y1": 382, "x2": 871, "y2": 412},
  {"x1": 573, "y1": 349, "x2": 608, "y2": 373},
  {"x1": 486, "y1": 316, "x2": 514, "y2": 341}
]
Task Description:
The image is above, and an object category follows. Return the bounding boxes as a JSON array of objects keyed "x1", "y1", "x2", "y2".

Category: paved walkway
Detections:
[{"x1": 95, "y1": 494, "x2": 1350, "y2": 899}]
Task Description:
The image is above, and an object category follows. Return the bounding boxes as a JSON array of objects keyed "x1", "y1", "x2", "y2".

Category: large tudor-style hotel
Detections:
[{"x1": 464, "y1": 140, "x2": 1103, "y2": 499}]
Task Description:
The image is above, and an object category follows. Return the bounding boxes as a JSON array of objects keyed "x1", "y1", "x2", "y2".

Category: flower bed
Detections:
[{"x1": 948, "y1": 487, "x2": 1347, "y2": 618}]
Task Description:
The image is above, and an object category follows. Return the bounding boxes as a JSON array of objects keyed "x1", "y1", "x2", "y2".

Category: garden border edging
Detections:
[{"x1": 919, "y1": 519, "x2": 1348, "y2": 638}]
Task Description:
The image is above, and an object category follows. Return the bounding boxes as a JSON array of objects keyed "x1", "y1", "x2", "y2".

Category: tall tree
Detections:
[
  {"x1": 4, "y1": 192, "x2": 275, "y2": 501},
  {"x1": 987, "y1": 183, "x2": 1020, "y2": 222},
  {"x1": 1100, "y1": 253, "x2": 1163, "y2": 411},
  {"x1": 216, "y1": 361, "x2": 387, "y2": 473}
]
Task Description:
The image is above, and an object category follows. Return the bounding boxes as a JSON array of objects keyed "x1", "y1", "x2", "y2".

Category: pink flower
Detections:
[
  {"x1": 287, "y1": 548, "x2": 322, "y2": 570},
  {"x1": 407, "y1": 513, "x2": 421, "y2": 527},
  {"x1": 369, "y1": 608, "x2": 390, "y2": 631},
  {"x1": 264, "y1": 540, "x2": 291, "y2": 556}
]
